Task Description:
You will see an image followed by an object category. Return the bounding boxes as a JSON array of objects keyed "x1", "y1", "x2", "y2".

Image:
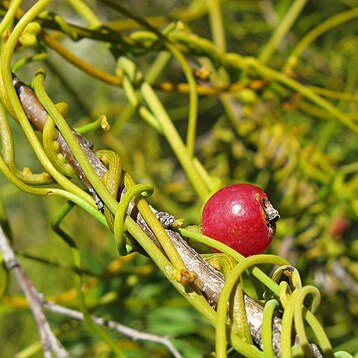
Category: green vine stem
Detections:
[
  {"x1": 67, "y1": 0, "x2": 102, "y2": 27},
  {"x1": 302, "y1": 308, "x2": 334, "y2": 356},
  {"x1": 284, "y1": 7, "x2": 358, "y2": 72},
  {"x1": 166, "y1": 43, "x2": 198, "y2": 158},
  {"x1": 293, "y1": 286, "x2": 321, "y2": 355},
  {"x1": 140, "y1": 82, "x2": 211, "y2": 201},
  {"x1": 0, "y1": 151, "x2": 106, "y2": 225},
  {"x1": 0, "y1": 0, "x2": 98, "y2": 206},
  {"x1": 216, "y1": 255, "x2": 288, "y2": 357},
  {"x1": 0, "y1": 0, "x2": 22, "y2": 118},
  {"x1": 118, "y1": 57, "x2": 212, "y2": 201},
  {"x1": 0, "y1": 0, "x2": 21, "y2": 36},
  {"x1": 112, "y1": 183, "x2": 153, "y2": 255},
  {"x1": 259, "y1": 0, "x2": 308, "y2": 65},
  {"x1": 0, "y1": 102, "x2": 15, "y2": 170},
  {"x1": 262, "y1": 299, "x2": 280, "y2": 358},
  {"x1": 42, "y1": 32, "x2": 122, "y2": 86},
  {"x1": 42, "y1": 113, "x2": 77, "y2": 178},
  {"x1": 208, "y1": 0, "x2": 226, "y2": 53},
  {"x1": 126, "y1": 29, "x2": 358, "y2": 135},
  {"x1": 231, "y1": 283, "x2": 253, "y2": 345},
  {"x1": 110, "y1": 50, "x2": 172, "y2": 135}
]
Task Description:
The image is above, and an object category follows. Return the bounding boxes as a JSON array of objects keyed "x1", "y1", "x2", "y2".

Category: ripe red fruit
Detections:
[{"x1": 201, "y1": 184, "x2": 280, "y2": 257}]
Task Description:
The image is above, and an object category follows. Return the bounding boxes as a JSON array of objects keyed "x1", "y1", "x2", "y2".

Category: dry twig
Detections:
[
  {"x1": 0, "y1": 225, "x2": 69, "y2": 358},
  {"x1": 0, "y1": 224, "x2": 182, "y2": 357}
]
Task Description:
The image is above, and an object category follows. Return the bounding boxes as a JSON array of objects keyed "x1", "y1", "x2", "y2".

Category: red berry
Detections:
[
  {"x1": 201, "y1": 184, "x2": 280, "y2": 257},
  {"x1": 328, "y1": 216, "x2": 349, "y2": 237}
]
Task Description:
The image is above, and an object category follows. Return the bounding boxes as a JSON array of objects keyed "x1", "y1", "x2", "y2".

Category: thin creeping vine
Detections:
[
  {"x1": 0, "y1": 1, "x2": 356, "y2": 357},
  {"x1": 215, "y1": 255, "x2": 289, "y2": 357}
]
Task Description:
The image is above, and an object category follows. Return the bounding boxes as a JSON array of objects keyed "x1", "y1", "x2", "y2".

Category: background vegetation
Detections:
[{"x1": 0, "y1": 0, "x2": 357, "y2": 356}]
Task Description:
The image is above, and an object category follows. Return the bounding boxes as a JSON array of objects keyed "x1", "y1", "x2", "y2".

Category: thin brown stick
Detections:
[
  {"x1": 0, "y1": 225, "x2": 69, "y2": 358},
  {"x1": 0, "y1": 224, "x2": 182, "y2": 357},
  {"x1": 42, "y1": 302, "x2": 182, "y2": 358}
]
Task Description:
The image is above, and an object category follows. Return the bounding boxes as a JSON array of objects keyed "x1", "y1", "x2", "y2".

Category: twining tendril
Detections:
[
  {"x1": 165, "y1": 43, "x2": 198, "y2": 157},
  {"x1": 94, "y1": 147, "x2": 187, "y2": 269},
  {"x1": 42, "y1": 113, "x2": 76, "y2": 178},
  {"x1": 113, "y1": 183, "x2": 153, "y2": 255},
  {"x1": 294, "y1": 286, "x2": 321, "y2": 353},
  {"x1": 262, "y1": 299, "x2": 280, "y2": 358},
  {"x1": 216, "y1": 255, "x2": 288, "y2": 357},
  {"x1": 272, "y1": 265, "x2": 303, "y2": 291},
  {"x1": 178, "y1": 225, "x2": 331, "y2": 356},
  {"x1": 97, "y1": 149, "x2": 154, "y2": 255},
  {"x1": 97, "y1": 149, "x2": 123, "y2": 228},
  {"x1": 34, "y1": 70, "x2": 184, "y2": 271},
  {"x1": 0, "y1": 101, "x2": 51, "y2": 185},
  {"x1": 203, "y1": 253, "x2": 237, "y2": 277},
  {"x1": 279, "y1": 279, "x2": 332, "y2": 357}
]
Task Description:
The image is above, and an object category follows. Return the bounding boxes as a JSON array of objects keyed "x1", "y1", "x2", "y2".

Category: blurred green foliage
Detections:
[{"x1": 0, "y1": 0, "x2": 358, "y2": 357}]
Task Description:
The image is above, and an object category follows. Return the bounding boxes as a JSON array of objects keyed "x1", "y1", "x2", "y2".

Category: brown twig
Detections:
[
  {"x1": 0, "y1": 224, "x2": 182, "y2": 357},
  {"x1": 0, "y1": 225, "x2": 69, "y2": 358},
  {"x1": 42, "y1": 301, "x2": 182, "y2": 358}
]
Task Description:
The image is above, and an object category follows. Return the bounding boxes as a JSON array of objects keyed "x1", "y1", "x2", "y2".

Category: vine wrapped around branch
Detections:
[
  {"x1": 10, "y1": 72, "x2": 326, "y2": 358},
  {"x1": 1, "y1": 1, "x2": 349, "y2": 356}
]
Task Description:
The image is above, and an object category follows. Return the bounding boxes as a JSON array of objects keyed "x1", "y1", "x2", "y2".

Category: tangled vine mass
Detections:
[{"x1": 0, "y1": 1, "x2": 357, "y2": 357}]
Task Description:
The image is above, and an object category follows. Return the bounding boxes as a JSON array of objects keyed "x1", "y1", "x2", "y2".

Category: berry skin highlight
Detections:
[{"x1": 201, "y1": 184, "x2": 280, "y2": 257}]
